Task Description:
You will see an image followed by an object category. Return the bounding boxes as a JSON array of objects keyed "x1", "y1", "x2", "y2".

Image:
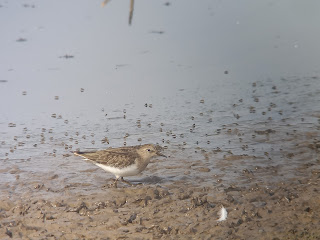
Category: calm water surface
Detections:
[{"x1": 1, "y1": 0, "x2": 320, "y2": 194}]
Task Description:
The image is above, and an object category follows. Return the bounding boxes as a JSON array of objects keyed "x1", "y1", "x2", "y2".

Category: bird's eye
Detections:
[{"x1": 147, "y1": 149, "x2": 151, "y2": 152}]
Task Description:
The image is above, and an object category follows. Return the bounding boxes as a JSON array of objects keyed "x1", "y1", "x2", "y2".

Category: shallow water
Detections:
[{"x1": 1, "y1": 0, "x2": 320, "y2": 198}]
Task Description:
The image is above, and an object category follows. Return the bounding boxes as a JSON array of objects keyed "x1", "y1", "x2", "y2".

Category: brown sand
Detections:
[
  {"x1": 0, "y1": 176, "x2": 319, "y2": 239},
  {"x1": 1, "y1": 139, "x2": 319, "y2": 239}
]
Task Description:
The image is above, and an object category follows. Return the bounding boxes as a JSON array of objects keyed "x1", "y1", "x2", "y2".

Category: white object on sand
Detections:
[{"x1": 217, "y1": 206, "x2": 228, "y2": 222}]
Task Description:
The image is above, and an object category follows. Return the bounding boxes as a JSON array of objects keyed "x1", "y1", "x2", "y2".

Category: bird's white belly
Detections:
[{"x1": 95, "y1": 163, "x2": 140, "y2": 178}]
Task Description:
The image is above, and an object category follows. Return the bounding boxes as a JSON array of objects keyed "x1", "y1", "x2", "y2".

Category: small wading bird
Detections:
[{"x1": 74, "y1": 144, "x2": 166, "y2": 188}]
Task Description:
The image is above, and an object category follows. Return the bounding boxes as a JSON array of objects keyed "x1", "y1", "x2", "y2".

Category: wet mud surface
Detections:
[
  {"x1": 1, "y1": 76, "x2": 320, "y2": 239},
  {"x1": 1, "y1": 1, "x2": 320, "y2": 238},
  {"x1": 1, "y1": 122, "x2": 319, "y2": 239},
  {"x1": 0, "y1": 166, "x2": 319, "y2": 239}
]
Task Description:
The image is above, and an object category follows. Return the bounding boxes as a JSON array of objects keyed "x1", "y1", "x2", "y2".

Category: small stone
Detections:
[
  {"x1": 127, "y1": 213, "x2": 137, "y2": 223},
  {"x1": 116, "y1": 197, "x2": 127, "y2": 207},
  {"x1": 5, "y1": 228, "x2": 12, "y2": 238},
  {"x1": 197, "y1": 167, "x2": 211, "y2": 172}
]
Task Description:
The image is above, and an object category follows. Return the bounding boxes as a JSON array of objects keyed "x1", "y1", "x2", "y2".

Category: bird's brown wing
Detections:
[{"x1": 74, "y1": 150, "x2": 138, "y2": 168}]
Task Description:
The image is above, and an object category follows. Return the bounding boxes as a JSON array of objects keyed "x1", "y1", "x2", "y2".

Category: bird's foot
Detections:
[
  {"x1": 121, "y1": 178, "x2": 143, "y2": 187},
  {"x1": 104, "y1": 178, "x2": 141, "y2": 188},
  {"x1": 102, "y1": 178, "x2": 118, "y2": 188},
  {"x1": 120, "y1": 177, "x2": 134, "y2": 186}
]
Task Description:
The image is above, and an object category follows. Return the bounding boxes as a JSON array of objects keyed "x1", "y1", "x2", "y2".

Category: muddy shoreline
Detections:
[
  {"x1": 1, "y1": 137, "x2": 319, "y2": 239},
  {"x1": 1, "y1": 0, "x2": 320, "y2": 238}
]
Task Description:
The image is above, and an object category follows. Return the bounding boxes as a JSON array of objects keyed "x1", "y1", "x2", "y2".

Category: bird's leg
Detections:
[
  {"x1": 107, "y1": 178, "x2": 118, "y2": 188},
  {"x1": 114, "y1": 178, "x2": 118, "y2": 188},
  {"x1": 120, "y1": 177, "x2": 134, "y2": 186}
]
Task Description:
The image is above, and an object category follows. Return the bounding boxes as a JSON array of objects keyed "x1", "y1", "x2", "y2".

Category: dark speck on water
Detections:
[
  {"x1": 59, "y1": 54, "x2": 74, "y2": 59},
  {"x1": 16, "y1": 38, "x2": 27, "y2": 42}
]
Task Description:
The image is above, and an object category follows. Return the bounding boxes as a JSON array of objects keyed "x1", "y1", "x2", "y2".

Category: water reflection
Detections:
[
  {"x1": 129, "y1": 0, "x2": 134, "y2": 25},
  {"x1": 102, "y1": 0, "x2": 135, "y2": 25}
]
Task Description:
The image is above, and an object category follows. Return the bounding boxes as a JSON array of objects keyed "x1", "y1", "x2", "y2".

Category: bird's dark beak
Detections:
[
  {"x1": 155, "y1": 145, "x2": 167, "y2": 158},
  {"x1": 157, "y1": 152, "x2": 167, "y2": 158}
]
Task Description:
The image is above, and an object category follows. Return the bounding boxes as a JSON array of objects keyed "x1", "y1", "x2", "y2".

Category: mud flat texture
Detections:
[
  {"x1": 1, "y1": 1, "x2": 320, "y2": 238},
  {"x1": 1, "y1": 137, "x2": 319, "y2": 239}
]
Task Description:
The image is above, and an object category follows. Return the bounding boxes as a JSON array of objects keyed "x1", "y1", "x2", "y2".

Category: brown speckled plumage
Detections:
[
  {"x1": 73, "y1": 144, "x2": 166, "y2": 187},
  {"x1": 74, "y1": 148, "x2": 139, "y2": 168}
]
